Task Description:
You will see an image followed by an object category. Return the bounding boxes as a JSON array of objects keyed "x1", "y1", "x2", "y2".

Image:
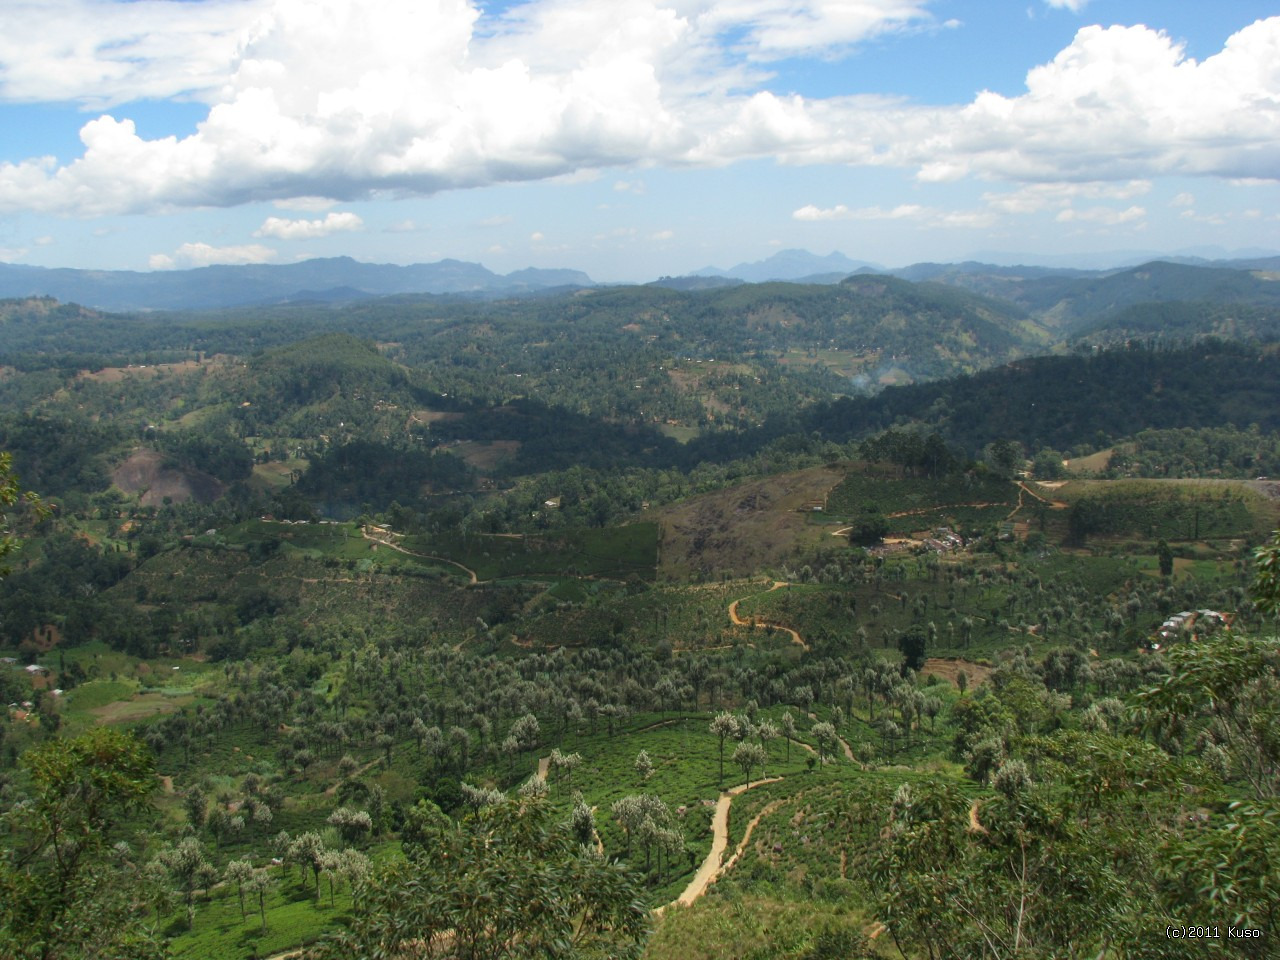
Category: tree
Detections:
[
  {"x1": 812, "y1": 721, "x2": 839, "y2": 764},
  {"x1": 709, "y1": 711, "x2": 740, "y2": 786},
  {"x1": 1157, "y1": 538, "x2": 1174, "y2": 578},
  {"x1": 315, "y1": 795, "x2": 647, "y2": 959},
  {"x1": 733, "y1": 741, "x2": 767, "y2": 783},
  {"x1": 1032, "y1": 448, "x2": 1064, "y2": 480},
  {"x1": 1137, "y1": 631, "x2": 1280, "y2": 801},
  {"x1": 244, "y1": 868, "x2": 274, "y2": 929},
  {"x1": 781, "y1": 711, "x2": 797, "y2": 763},
  {"x1": 1254, "y1": 527, "x2": 1280, "y2": 621},
  {"x1": 287, "y1": 831, "x2": 328, "y2": 899},
  {"x1": 570, "y1": 794, "x2": 596, "y2": 847},
  {"x1": 0, "y1": 729, "x2": 165, "y2": 960},
  {"x1": 184, "y1": 785, "x2": 208, "y2": 830},
  {"x1": 550, "y1": 748, "x2": 583, "y2": 791},
  {"x1": 897, "y1": 625, "x2": 928, "y2": 672},
  {"x1": 848, "y1": 506, "x2": 890, "y2": 547},
  {"x1": 0, "y1": 451, "x2": 44, "y2": 577},
  {"x1": 756, "y1": 718, "x2": 778, "y2": 773},
  {"x1": 634, "y1": 749, "x2": 654, "y2": 782},
  {"x1": 987, "y1": 439, "x2": 1024, "y2": 479},
  {"x1": 224, "y1": 859, "x2": 254, "y2": 922},
  {"x1": 327, "y1": 807, "x2": 373, "y2": 848},
  {"x1": 154, "y1": 837, "x2": 210, "y2": 927}
]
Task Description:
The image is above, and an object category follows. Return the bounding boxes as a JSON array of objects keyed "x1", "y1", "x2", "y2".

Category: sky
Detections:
[{"x1": 0, "y1": 0, "x2": 1277, "y2": 282}]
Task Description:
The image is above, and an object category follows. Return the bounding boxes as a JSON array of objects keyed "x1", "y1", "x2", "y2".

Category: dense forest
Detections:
[{"x1": 2, "y1": 266, "x2": 1279, "y2": 959}]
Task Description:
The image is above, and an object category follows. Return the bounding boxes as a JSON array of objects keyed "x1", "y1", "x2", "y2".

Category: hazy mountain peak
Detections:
[{"x1": 695, "y1": 249, "x2": 880, "y2": 283}]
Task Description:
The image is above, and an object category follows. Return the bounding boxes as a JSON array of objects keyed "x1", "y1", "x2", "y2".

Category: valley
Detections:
[{"x1": 1, "y1": 261, "x2": 1279, "y2": 959}]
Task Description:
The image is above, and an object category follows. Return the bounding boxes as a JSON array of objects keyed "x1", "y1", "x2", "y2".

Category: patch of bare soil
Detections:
[
  {"x1": 657, "y1": 465, "x2": 846, "y2": 579},
  {"x1": 91, "y1": 692, "x2": 189, "y2": 724},
  {"x1": 409, "y1": 409, "x2": 463, "y2": 426},
  {"x1": 920, "y1": 657, "x2": 992, "y2": 689},
  {"x1": 111, "y1": 448, "x2": 223, "y2": 506},
  {"x1": 25, "y1": 623, "x2": 62, "y2": 652}
]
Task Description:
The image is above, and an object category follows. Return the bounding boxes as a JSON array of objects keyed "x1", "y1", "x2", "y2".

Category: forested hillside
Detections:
[{"x1": 2, "y1": 272, "x2": 1279, "y2": 960}]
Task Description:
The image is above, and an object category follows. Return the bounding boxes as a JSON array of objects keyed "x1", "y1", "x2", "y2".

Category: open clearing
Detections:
[
  {"x1": 89, "y1": 691, "x2": 193, "y2": 724},
  {"x1": 76, "y1": 358, "x2": 215, "y2": 383},
  {"x1": 112, "y1": 448, "x2": 223, "y2": 505},
  {"x1": 657, "y1": 465, "x2": 845, "y2": 580}
]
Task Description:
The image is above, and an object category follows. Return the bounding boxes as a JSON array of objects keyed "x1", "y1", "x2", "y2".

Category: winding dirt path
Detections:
[
  {"x1": 664, "y1": 776, "x2": 783, "y2": 910},
  {"x1": 968, "y1": 798, "x2": 988, "y2": 835},
  {"x1": 361, "y1": 529, "x2": 480, "y2": 585},
  {"x1": 324, "y1": 756, "x2": 383, "y2": 796},
  {"x1": 885, "y1": 501, "x2": 1006, "y2": 519},
  {"x1": 728, "y1": 582, "x2": 809, "y2": 651},
  {"x1": 807, "y1": 711, "x2": 855, "y2": 762},
  {"x1": 1016, "y1": 481, "x2": 1068, "y2": 510}
]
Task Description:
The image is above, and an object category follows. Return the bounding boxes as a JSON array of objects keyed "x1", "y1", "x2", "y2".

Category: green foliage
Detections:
[
  {"x1": 0, "y1": 450, "x2": 45, "y2": 575},
  {"x1": 825, "y1": 470, "x2": 1014, "y2": 532},
  {"x1": 845, "y1": 507, "x2": 889, "y2": 547},
  {"x1": 313, "y1": 795, "x2": 648, "y2": 959},
  {"x1": 1105, "y1": 425, "x2": 1280, "y2": 480},
  {"x1": 1067, "y1": 483, "x2": 1256, "y2": 542},
  {"x1": 154, "y1": 431, "x2": 253, "y2": 485},
  {"x1": 0, "y1": 729, "x2": 164, "y2": 960},
  {"x1": 800, "y1": 341, "x2": 1280, "y2": 458},
  {"x1": 1137, "y1": 631, "x2": 1280, "y2": 800},
  {"x1": 296, "y1": 439, "x2": 473, "y2": 514},
  {"x1": 897, "y1": 625, "x2": 927, "y2": 672},
  {"x1": 1254, "y1": 528, "x2": 1280, "y2": 620}
]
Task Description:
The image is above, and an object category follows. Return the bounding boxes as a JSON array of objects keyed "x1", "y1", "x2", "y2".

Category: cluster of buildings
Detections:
[{"x1": 1150, "y1": 609, "x2": 1231, "y2": 650}]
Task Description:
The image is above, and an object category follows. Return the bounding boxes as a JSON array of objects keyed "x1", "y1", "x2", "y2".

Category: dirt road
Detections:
[
  {"x1": 665, "y1": 776, "x2": 783, "y2": 910},
  {"x1": 728, "y1": 582, "x2": 809, "y2": 651},
  {"x1": 361, "y1": 529, "x2": 479, "y2": 584}
]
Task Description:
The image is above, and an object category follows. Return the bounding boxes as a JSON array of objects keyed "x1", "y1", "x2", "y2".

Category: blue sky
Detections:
[{"x1": 0, "y1": 0, "x2": 1277, "y2": 281}]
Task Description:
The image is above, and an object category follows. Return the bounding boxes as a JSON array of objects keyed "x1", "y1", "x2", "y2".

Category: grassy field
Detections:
[{"x1": 166, "y1": 867, "x2": 352, "y2": 960}]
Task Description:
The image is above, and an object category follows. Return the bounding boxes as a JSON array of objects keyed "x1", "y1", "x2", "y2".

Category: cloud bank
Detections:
[{"x1": 0, "y1": 1, "x2": 1276, "y2": 217}]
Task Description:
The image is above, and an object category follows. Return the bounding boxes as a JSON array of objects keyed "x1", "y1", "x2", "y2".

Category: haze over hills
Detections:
[
  {"x1": 2, "y1": 246, "x2": 1278, "y2": 313},
  {"x1": 692, "y1": 249, "x2": 880, "y2": 283},
  {"x1": 3, "y1": 246, "x2": 1280, "y2": 960},
  {"x1": 6, "y1": 6, "x2": 1280, "y2": 958},
  {"x1": 0, "y1": 257, "x2": 595, "y2": 312}
]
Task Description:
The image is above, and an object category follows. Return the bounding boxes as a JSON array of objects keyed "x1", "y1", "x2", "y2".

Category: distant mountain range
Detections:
[
  {"x1": 0, "y1": 257, "x2": 594, "y2": 311},
  {"x1": 1, "y1": 246, "x2": 1278, "y2": 313},
  {"x1": 693, "y1": 249, "x2": 880, "y2": 283}
]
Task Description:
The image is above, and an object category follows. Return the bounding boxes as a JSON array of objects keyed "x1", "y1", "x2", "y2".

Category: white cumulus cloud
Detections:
[
  {"x1": 793, "y1": 203, "x2": 928, "y2": 221},
  {"x1": 254, "y1": 211, "x2": 363, "y2": 240},
  {"x1": 1055, "y1": 205, "x2": 1146, "y2": 225},
  {"x1": 982, "y1": 180, "x2": 1150, "y2": 215},
  {"x1": 0, "y1": 4, "x2": 1276, "y2": 218}
]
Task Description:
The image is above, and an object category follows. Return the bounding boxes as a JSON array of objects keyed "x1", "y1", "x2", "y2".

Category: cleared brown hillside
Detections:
[
  {"x1": 657, "y1": 464, "x2": 845, "y2": 580},
  {"x1": 112, "y1": 448, "x2": 223, "y2": 505}
]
